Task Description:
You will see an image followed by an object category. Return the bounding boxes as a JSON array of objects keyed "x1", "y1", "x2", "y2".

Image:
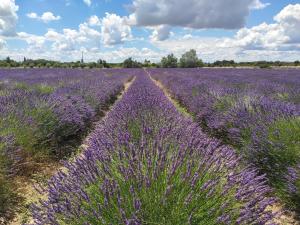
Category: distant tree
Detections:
[
  {"x1": 143, "y1": 59, "x2": 151, "y2": 67},
  {"x1": 179, "y1": 49, "x2": 203, "y2": 68},
  {"x1": 88, "y1": 62, "x2": 97, "y2": 68},
  {"x1": 254, "y1": 61, "x2": 272, "y2": 69},
  {"x1": 123, "y1": 57, "x2": 141, "y2": 68},
  {"x1": 294, "y1": 60, "x2": 300, "y2": 66},
  {"x1": 97, "y1": 59, "x2": 109, "y2": 68},
  {"x1": 97, "y1": 59, "x2": 103, "y2": 68},
  {"x1": 274, "y1": 61, "x2": 283, "y2": 67},
  {"x1": 103, "y1": 60, "x2": 110, "y2": 68},
  {"x1": 153, "y1": 63, "x2": 159, "y2": 68},
  {"x1": 258, "y1": 62, "x2": 272, "y2": 69},
  {"x1": 54, "y1": 62, "x2": 62, "y2": 68},
  {"x1": 198, "y1": 59, "x2": 205, "y2": 67},
  {"x1": 6, "y1": 57, "x2": 11, "y2": 63},
  {"x1": 213, "y1": 60, "x2": 236, "y2": 67},
  {"x1": 161, "y1": 54, "x2": 178, "y2": 68},
  {"x1": 74, "y1": 61, "x2": 81, "y2": 68}
]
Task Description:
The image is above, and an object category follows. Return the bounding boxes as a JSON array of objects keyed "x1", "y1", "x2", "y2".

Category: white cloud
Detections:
[
  {"x1": 150, "y1": 25, "x2": 172, "y2": 41},
  {"x1": 226, "y1": 4, "x2": 300, "y2": 50},
  {"x1": 0, "y1": 0, "x2": 18, "y2": 36},
  {"x1": 17, "y1": 32, "x2": 46, "y2": 51},
  {"x1": 26, "y1": 12, "x2": 38, "y2": 19},
  {"x1": 150, "y1": 3, "x2": 300, "y2": 62},
  {"x1": 88, "y1": 15, "x2": 101, "y2": 26},
  {"x1": 250, "y1": 0, "x2": 270, "y2": 9},
  {"x1": 0, "y1": 38, "x2": 5, "y2": 49},
  {"x1": 183, "y1": 34, "x2": 193, "y2": 40},
  {"x1": 45, "y1": 22, "x2": 101, "y2": 51},
  {"x1": 41, "y1": 12, "x2": 61, "y2": 22},
  {"x1": 151, "y1": 35, "x2": 300, "y2": 62},
  {"x1": 27, "y1": 12, "x2": 61, "y2": 23},
  {"x1": 12, "y1": 12, "x2": 133, "y2": 55},
  {"x1": 3, "y1": 33, "x2": 300, "y2": 63},
  {"x1": 83, "y1": 0, "x2": 92, "y2": 6},
  {"x1": 101, "y1": 13, "x2": 132, "y2": 46},
  {"x1": 97, "y1": 47, "x2": 162, "y2": 62},
  {"x1": 129, "y1": 0, "x2": 267, "y2": 30},
  {"x1": 44, "y1": 29, "x2": 61, "y2": 41},
  {"x1": 0, "y1": 45, "x2": 163, "y2": 63},
  {"x1": 151, "y1": 36, "x2": 225, "y2": 58},
  {"x1": 274, "y1": 4, "x2": 300, "y2": 43},
  {"x1": 79, "y1": 23, "x2": 101, "y2": 41}
]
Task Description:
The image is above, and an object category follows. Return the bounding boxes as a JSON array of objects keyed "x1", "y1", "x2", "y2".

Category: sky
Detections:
[{"x1": 0, "y1": 0, "x2": 300, "y2": 62}]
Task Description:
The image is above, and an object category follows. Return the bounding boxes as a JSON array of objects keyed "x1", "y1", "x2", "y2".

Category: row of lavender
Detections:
[
  {"x1": 0, "y1": 69, "x2": 132, "y2": 223},
  {"x1": 149, "y1": 68, "x2": 300, "y2": 212},
  {"x1": 32, "y1": 70, "x2": 277, "y2": 224}
]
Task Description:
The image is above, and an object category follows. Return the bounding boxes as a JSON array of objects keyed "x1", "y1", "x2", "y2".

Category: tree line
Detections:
[{"x1": 1, "y1": 50, "x2": 300, "y2": 68}]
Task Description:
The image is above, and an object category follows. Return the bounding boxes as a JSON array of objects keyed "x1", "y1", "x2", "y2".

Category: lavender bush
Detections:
[
  {"x1": 0, "y1": 136, "x2": 23, "y2": 224},
  {"x1": 0, "y1": 69, "x2": 130, "y2": 159},
  {"x1": 32, "y1": 71, "x2": 277, "y2": 224},
  {"x1": 149, "y1": 68, "x2": 300, "y2": 212},
  {"x1": 0, "y1": 68, "x2": 131, "y2": 223}
]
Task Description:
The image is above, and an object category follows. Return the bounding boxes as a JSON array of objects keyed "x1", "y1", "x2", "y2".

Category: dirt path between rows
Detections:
[
  {"x1": 146, "y1": 70, "x2": 299, "y2": 225},
  {"x1": 10, "y1": 77, "x2": 136, "y2": 225},
  {"x1": 145, "y1": 70, "x2": 192, "y2": 119}
]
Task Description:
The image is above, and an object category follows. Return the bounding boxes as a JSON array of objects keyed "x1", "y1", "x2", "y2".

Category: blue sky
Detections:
[{"x1": 0, "y1": 0, "x2": 300, "y2": 62}]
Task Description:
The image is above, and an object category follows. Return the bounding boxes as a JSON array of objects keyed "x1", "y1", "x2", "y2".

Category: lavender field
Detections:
[
  {"x1": 150, "y1": 69, "x2": 300, "y2": 215},
  {"x1": 0, "y1": 68, "x2": 299, "y2": 224}
]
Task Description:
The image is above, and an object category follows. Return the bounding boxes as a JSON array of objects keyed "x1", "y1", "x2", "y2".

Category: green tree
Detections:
[
  {"x1": 213, "y1": 60, "x2": 236, "y2": 67},
  {"x1": 123, "y1": 58, "x2": 141, "y2": 68},
  {"x1": 97, "y1": 59, "x2": 109, "y2": 68},
  {"x1": 179, "y1": 49, "x2": 203, "y2": 68},
  {"x1": 5, "y1": 57, "x2": 11, "y2": 64},
  {"x1": 161, "y1": 54, "x2": 178, "y2": 68},
  {"x1": 143, "y1": 59, "x2": 151, "y2": 67}
]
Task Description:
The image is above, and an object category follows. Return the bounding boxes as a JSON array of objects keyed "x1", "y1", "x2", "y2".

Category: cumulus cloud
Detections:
[
  {"x1": 26, "y1": 12, "x2": 37, "y2": 19},
  {"x1": 150, "y1": 25, "x2": 172, "y2": 41},
  {"x1": 274, "y1": 4, "x2": 300, "y2": 43},
  {"x1": 129, "y1": 0, "x2": 267, "y2": 30},
  {"x1": 152, "y1": 36, "x2": 225, "y2": 58},
  {"x1": 13, "y1": 12, "x2": 133, "y2": 55},
  {"x1": 88, "y1": 15, "x2": 101, "y2": 26},
  {"x1": 226, "y1": 4, "x2": 300, "y2": 50},
  {"x1": 96, "y1": 47, "x2": 163, "y2": 62},
  {"x1": 17, "y1": 23, "x2": 101, "y2": 55},
  {"x1": 45, "y1": 22, "x2": 101, "y2": 51},
  {"x1": 0, "y1": 0, "x2": 18, "y2": 36},
  {"x1": 151, "y1": 34, "x2": 300, "y2": 62},
  {"x1": 101, "y1": 13, "x2": 132, "y2": 46},
  {"x1": 17, "y1": 32, "x2": 46, "y2": 51},
  {"x1": 83, "y1": 0, "x2": 92, "y2": 7},
  {"x1": 27, "y1": 12, "x2": 61, "y2": 23},
  {"x1": 0, "y1": 44, "x2": 164, "y2": 63}
]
